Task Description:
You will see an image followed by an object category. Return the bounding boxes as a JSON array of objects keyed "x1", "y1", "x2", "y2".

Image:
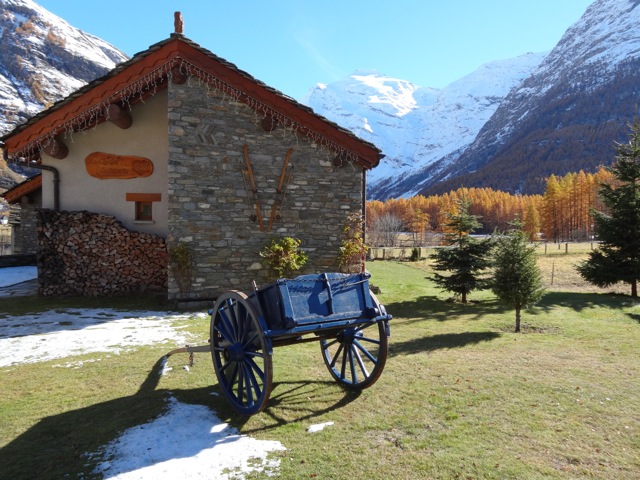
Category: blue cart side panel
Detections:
[{"x1": 254, "y1": 272, "x2": 379, "y2": 331}]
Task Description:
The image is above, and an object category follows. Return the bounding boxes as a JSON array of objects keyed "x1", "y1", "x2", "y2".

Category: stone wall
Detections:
[
  {"x1": 17, "y1": 199, "x2": 39, "y2": 254},
  {"x1": 6, "y1": 192, "x2": 40, "y2": 256},
  {"x1": 167, "y1": 81, "x2": 364, "y2": 300},
  {"x1": 37, "y1": 210, "x2": 167, "y2": 296}
]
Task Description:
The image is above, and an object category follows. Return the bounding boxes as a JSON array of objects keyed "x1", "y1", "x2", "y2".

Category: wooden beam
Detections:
[
  {"x1": 126, "y1": 193, "x2": 162, "y2": 202},
  {"x1": 260, "y1": 116, "x2": 278, "y2": 132},
  {"x1": 107, "y1": 103, "x2": 133, "y2": 129},
  {"x1": 42, "y1": 136, "x2": 68, "y2": 159},
  {"x1": 3, "y1": 41, "x2": 182, "y2": 151},
  {"x1": 333, "y1": 153, "x2": 348, "y2": 168},
  {"x1": 171, "y1": 65, "x2": 188, "y2": 85}
]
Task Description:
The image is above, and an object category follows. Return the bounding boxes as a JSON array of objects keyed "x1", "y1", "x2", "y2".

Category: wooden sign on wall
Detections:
[{"x1": 85, "y1": 152, "x2": 154, "y2": 179}]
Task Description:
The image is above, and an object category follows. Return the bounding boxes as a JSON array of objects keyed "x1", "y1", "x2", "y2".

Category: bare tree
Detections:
[{"x1": 367, "y1": 213, "x2": 403, "y2": 247}]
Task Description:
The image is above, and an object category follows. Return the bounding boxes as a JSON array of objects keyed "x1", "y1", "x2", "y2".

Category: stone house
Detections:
[
  {"x1": 1, "y1": 173, "x2": 41, "y2": 256},
  {"x1": 0, "y1": 23, "x2": 383, "y2": 299}
]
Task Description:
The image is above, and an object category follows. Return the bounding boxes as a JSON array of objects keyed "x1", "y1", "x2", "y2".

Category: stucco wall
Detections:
[
  {"x1": 40, "y1": 92, "x2": 169, "y2": 237},
  {"x1": 167, "y1": 81, "x2": 364, "y2": 299}
]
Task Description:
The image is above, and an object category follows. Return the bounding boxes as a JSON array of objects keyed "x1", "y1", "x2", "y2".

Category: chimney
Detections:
[{"x1": 174, "y1": 12, "x2": 184, "y2": 34}]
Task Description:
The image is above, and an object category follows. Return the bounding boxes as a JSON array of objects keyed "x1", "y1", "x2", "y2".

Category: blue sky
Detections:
[{"x1": 37, "y1": 0, "x2": 593, "y2": 100}]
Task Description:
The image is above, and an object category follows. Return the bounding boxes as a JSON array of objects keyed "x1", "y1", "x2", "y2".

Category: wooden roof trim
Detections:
[
  {"x1": 174, "y1": 42, "x2": 382, "y2": 167},
  {"x1": 3, "y1": 36, "x2": 383, "y2": 169},
  {"x1": 3, "y1": 42, "x2": 182, "y2": 153},
  {"x1": 1, "y1": 174, "x2": 42, "y2": 204}
]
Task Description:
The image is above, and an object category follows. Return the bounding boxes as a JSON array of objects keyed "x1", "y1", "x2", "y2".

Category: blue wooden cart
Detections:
[{"x1": 173, "y1": 272, "x2": 392, "y2": 415}]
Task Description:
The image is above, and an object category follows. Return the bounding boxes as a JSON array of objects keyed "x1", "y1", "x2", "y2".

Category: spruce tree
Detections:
[
  {"x1": 577, "y1": 120, "x2": 640, "y2": 297},
  {"x1": 491, "y1": 223, "x2": 545, "y2": 332},
  {"x1": 429, "y1": 198, "x2": 492, "y2": 303}
]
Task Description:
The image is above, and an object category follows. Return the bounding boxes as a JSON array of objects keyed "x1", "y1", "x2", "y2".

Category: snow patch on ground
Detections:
[
  {"x1": 307, "y1": 421, "x2": 334, "y2": 433},
  {"x1": 0, "y1": 309, "x2": 195, "y2": 367},
  {"x1": 1, "y1": 305, "x2": 287, "y2": 478},
  {"x1": 0, "y1": 266, "x2": 37, "y2": 287},
  {"x1": 91, "y1": 396, "x2": 285, "y2": 480}
]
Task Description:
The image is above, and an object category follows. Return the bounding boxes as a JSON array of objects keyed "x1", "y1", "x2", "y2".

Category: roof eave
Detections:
[{"x1": 2, "y1": 35, "x2": 383, "y2": 169}]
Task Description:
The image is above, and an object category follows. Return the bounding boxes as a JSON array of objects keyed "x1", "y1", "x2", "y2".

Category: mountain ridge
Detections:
[
  {"x1": 0, "y1": 0, "x2": 127, "y2": 134},
  {"x1": 421, "y1": 0, "x2": 640, "y2": 196},
  {"x1": 305, "y1": 0, "x2": 640, "y2": 199},
  {"x1": 303, "y1": 52, "x2": 547, "y2": 199}
]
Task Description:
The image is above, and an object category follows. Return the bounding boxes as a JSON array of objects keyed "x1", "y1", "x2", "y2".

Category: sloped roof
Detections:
[
  {"x1": 1, "y1": 174, "x2": 42, "y2": 204},
  {"x1": 1, "y1": 34, "x2": 383, "y2": 169}
]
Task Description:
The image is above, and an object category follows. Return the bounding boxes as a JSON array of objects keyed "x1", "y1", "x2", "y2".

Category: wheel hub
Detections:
[
  {"x1": 340, "y1": 327, "x2": 361, "y2": 343},
  {"x1": 224, "y1": 342, "x2": 245, "y2": 362}
]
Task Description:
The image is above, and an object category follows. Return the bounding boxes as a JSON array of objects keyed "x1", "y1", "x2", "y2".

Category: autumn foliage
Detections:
[{"x1": 367, "y1": 167, "x2": 614, "y2": 245}]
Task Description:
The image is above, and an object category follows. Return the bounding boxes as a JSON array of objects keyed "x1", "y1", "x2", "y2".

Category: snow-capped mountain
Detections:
[
  {"x1": 303, "y1": 53, "x2": 546, "y2": 199},
  {"x1": 0, "y1": 0, "x2": 128, "y2": 135},
  {"x1": 418, "y1": 0, "x2": 640, "y2": 196},
  {"x1": 306, "y1": 0, "x2": 640, "y2": 200},
  {"x1": 4, "y1": 0, "x2": 639, "y2": 204}
]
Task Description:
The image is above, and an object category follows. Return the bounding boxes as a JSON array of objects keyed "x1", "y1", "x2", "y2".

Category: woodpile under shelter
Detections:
[{"x1": 0, "y1": 15, "x2": 383, "y2": 300}]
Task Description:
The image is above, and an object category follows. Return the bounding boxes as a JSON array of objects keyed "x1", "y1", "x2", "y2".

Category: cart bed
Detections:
[{"x1": 253, "y1": 272, "x2": 387, "y2": 334}]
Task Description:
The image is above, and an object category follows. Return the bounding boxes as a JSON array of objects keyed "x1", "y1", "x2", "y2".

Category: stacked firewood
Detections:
[{"x1": 37, "y1": 210, "x2": 168, "y2": 296}]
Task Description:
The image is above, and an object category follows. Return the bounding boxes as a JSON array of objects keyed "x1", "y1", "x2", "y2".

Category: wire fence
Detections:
[{"x1": 368, "y1": 242, "x2": 597, "y2": 261}]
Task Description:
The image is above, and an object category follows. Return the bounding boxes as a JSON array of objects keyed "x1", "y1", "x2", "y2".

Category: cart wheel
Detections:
[
  {"x1": 320, "y1": 291, "x2": 388, "y2": 389},
  {"x1": 210, "y1": 291, "x2": 272, "y2": 415}
]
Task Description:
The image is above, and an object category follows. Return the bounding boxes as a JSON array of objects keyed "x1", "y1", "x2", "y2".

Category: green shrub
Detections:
[
  {"x1": 168, "y1": 242, "x2": 194, "y2": 297},
  {"x1": 260, "y1": 236, "x2": 308, "y2": 280},
  {"x1": 338, "y1": 212, "x2": 368, "y2": 273}
]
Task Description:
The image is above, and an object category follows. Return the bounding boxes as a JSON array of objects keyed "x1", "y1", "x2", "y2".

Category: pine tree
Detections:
[
  {"x1": 429, "y1": 198, "x2": 493, "y2": 303},
  {"x1": 577, "y1": 120, "x2": 640, "y2": 297},
  {"x1": 491, "y1": 224, "x2": 545, "y2": 332}
]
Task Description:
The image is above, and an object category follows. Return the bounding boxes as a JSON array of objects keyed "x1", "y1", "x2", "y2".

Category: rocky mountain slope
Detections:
[
  {"x1": 306, "y1": 0, "x2": 640, "y2": 199},
  {"x1": 0, "y1": 0, "x2": 127, "y2": 134},
  {"x1": 0, "y1": 0, "x2": 127, "y2": 212},
  {"x1": 4, "y1": 0, "x2": 639, "y2": 204},
  {"x1": 419, "y1": 0, "x2": 640, "y2": 196}
]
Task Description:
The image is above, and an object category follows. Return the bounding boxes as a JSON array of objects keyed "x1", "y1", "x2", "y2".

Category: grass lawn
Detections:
[{"x1": 1, "y1": 245, "x2": 639, "y2": 479}]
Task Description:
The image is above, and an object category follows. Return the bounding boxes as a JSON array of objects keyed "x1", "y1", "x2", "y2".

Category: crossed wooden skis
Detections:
[{"x1": 242, "y1": 144, "x2": 294, "y2": 232}]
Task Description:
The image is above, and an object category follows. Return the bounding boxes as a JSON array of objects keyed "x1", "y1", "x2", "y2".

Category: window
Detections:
[
  {"x1": 135, "y1": 201, "x2": 153, "y2": 221},
  {"x1": 126, "y1": 193, "x2": 161, "y2": 223}
]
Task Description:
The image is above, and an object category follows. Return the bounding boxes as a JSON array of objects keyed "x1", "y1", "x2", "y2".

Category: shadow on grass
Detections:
[
  {"x1": 386, "y1": 290, "x2": 640, "y2": 323},
  {"x1": 627, "y1": 313, "x2": 640, "y2": 323},
  {"x1": 0, "y1": 357, "x2": 361, "y2": 479},
  {"x1": 534, "y1": 291, "x2": 639, "y2": 313},
  {"x1": 386, "y1": 295, "x2": 510, "y2": 323},
  {"x1": 0, "y1": 357, "x2": 172, "y2": 479},
  {"x1": 389, "y1": 331, "x2": 501, "y2": 357},
  {"x1": 231, "y1": 380, "x2": 362, "y2": 434},
  {"x1": 0, "y1": 293, "x2": 172, "y2": 317}
]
